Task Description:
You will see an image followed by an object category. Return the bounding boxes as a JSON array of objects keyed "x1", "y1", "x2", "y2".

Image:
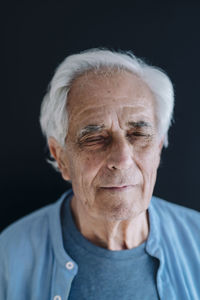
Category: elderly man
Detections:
[{"x1": 1, "y1": 49, "x2": 200, "y2": 300}]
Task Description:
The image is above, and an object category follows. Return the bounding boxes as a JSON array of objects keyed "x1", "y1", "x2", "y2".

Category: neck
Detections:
[{"x1": 70, "y1": 196, "x2": 149, "y2": 251}]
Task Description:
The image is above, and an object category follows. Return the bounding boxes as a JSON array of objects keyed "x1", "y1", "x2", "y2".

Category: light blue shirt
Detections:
[
  {"x1": 1, "y1": 188, "x2": 200, "y2": 299},
  {"x1": 61, "y1": 192, "x2": 160, "y2": 299}
]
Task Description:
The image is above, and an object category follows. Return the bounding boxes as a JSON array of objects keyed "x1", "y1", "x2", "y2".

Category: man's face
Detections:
[{"x1": 60, "y1": 70, "x2": 163, "y2": 221}]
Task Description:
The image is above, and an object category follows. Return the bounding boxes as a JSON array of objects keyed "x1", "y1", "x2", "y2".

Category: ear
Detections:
[
  {"x1": 157, "y1": 137, "x2": 165, "y2": 168},
  {"x1": 48, "y1": 137, "x2": 71, "y2": 181},
  {"x1": 158, "y1": 137, "x2": 165, "y2": 154}
]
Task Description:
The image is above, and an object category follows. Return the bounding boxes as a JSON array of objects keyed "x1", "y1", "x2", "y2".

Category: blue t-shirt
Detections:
[{"x1": 61, "y1": 194, "x2": 160, "y2": 299}]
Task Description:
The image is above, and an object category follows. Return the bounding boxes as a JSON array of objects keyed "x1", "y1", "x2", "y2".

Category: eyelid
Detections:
[
  {"x1": 86, "y1": 136, "x2": 105, "y2": 141},
  {"x1": 127, "y1": 131, "x2": 151, "y2": 136},
  {"x1": 79, "y1": 134, "x2": 108, "y2": 144},
  {"x1": 82, "y1": 133, "x2": 106, "y2": 139}
]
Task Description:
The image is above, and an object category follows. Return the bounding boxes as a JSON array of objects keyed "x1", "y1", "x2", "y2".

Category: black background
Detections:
[{"x1": 2, "y1": 0, "x2": 200, "y2": 232}]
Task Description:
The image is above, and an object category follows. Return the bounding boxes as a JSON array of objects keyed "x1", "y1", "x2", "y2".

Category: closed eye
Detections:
[
  {"x1": 127, "y1": 132, "x2": 154, "y2": 147},
  {"x1": 85, "y1": 136, "x2": 106, "y2": 142},
  {"x1": 79, "y1": 135, "x2": 110, "y2": 147}
]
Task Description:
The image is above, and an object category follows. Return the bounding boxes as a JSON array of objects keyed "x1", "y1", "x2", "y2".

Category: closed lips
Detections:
[{"x1": 101, "y1": 185, "x2": 132, "y2": 189}]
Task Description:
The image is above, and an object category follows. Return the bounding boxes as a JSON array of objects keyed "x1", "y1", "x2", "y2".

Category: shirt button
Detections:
[
  {"x1": 53, "y1": 296, "x2": 62, "y2": 300},
  {"x1": 66, "y1": 261, "x2": 74, "y2": 270}
]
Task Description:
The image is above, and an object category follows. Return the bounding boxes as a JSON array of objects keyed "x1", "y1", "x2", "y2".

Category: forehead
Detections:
[{"x1": 67, "y1": 70, "x2": 156, "y2": 130}]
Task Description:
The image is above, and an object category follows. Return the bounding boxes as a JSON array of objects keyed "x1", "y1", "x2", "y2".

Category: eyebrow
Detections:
[
  {"x1": 126, "y1": 121, "x2": 152, "y2": 129},
  {"x1": 78, "y1": 124, "x2": 105, "y2": 139},
  {"x1": 78, "y1": 121, "x2": 152, "y2": 140}
]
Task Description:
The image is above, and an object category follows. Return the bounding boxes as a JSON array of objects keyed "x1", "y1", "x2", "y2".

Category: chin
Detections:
[
  {"x1": 101, "y1": 200, "x2": 141, "y2": 221},
  {"x1": 105, "y1": 207, "x2": 134, "y2": 221}
]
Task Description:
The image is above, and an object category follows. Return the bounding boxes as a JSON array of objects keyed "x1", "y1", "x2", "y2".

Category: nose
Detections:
[{"x1": 106, "y1": 136, "x2": 133, "y2": 171}]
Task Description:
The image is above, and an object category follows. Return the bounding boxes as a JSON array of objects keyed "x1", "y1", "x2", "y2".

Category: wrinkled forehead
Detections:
[
  {"x1": 66, "y1": 69, "x2": 156, "y2": 127},
  {"x1": 68, "y1": 67, "x2": 133, "y2": 94}
]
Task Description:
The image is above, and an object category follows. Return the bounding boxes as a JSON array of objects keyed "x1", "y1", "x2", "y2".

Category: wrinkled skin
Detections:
[{"x1": 49, "y1": 70, "x2": 164, "y2": 250}]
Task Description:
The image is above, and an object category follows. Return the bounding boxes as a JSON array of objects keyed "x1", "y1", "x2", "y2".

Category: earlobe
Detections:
[
  {"x1": 48, "y1": 136, "x2": 63, "y2": 169},
  {"x1": 61, "y1": 170, "x2": 71, "y2": 181},
  {"x1": 159, "y1": 138, "x2": 164, "y2": 153},
  {"x1": 48, "y1": 137, "x2": 71, "y2": 181},
  {"x1": 59, "y1": 153, "x2": 71, "y2": 181},
  {"x1": 48, "y1": 137, "x2": 60, "y2": 162},
  {"x1": 156, "y1": 138, "x2": 164, "y2": 168}
]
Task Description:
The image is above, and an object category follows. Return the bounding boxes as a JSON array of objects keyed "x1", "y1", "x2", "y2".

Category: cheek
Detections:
[
  {"x1": 134, "y1": 149, "x2": 160, "y2": 200},
  {"x1": 71, "y1": 151, "x2": 105, "y2": 185},
  {"x1": 137, "y1": 148, "x2": 160, "y2": 179}
]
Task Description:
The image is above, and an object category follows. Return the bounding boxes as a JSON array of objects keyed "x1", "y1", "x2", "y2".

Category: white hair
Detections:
[{"x1": 39, "y1": 48, "x2": 174, "y2": 172}]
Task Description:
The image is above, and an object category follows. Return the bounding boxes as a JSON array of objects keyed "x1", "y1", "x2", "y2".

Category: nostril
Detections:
[{"x1": 107, "y1": 149, "x2": 133, "y2": 170}]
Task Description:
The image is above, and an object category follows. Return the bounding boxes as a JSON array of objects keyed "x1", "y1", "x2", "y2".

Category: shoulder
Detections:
[
  {"x1": 151, "y1": 195, "x2": 200, "y2": 218},
  {"x1": 0, "y1": 189, "x2": 73, "y2": 295},
  {"x1": 0, "y1": 188, "x2": 72, "y2": 261},
  {"x1": 150, "y1": 195, "x2": 200, "y2": 236},
  {"x1": 0, "y1": 188, "x2": 72, "y2": 247},
  {"x1": 0, "y1": 202, "x2": 57, "y2": 288},
  {"x1": 0, "y1": 203, "x2": 53, "y2": 254}
]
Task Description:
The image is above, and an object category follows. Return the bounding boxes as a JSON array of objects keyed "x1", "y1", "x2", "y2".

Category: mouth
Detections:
[{"x1": 100, "y1": 185, "x2": 134, "y2": 191}]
